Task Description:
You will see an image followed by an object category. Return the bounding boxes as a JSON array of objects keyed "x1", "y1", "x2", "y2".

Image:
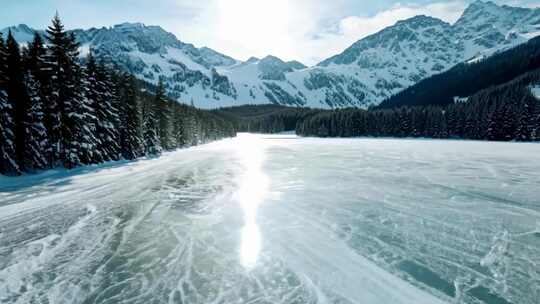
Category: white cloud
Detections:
[
  {"x1": 3, "y1": 0, "x2": 539, "y2": 65},
  {"x1": 338, "y1": 2, "x2": 466, "y2": 39},
  {"x1": 163, "y1": 1, "x2": 467, "y2": 65},
  {"x1": 147, "y1": 0, "x2": 538, "y2": 65},
  {"x1": 160, "y1": 0, "x2": 338, "y2": 64},
  {"x1": 291, "y1": 1, "x2": 467, "y2": 65}
]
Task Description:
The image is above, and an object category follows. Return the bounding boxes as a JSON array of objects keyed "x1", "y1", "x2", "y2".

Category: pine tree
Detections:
[
  {"x1": 86, "y1": 53, "x2": 120, "y2": 161},
  {"x1": 25, "y1": 33, "x2": 53, "y2": 168},
  {"x1": 6, "y1": 31, "x2": 28, "y2": 169},
  {"x1": 98, "y1": 64, "x2": 121, "y2": 160},
  {"x1": 515, "y1": 99, "x2": 534, "y2": 141},
  {"x1": 45, "y1": 13, "x2": 67, "y2": 165},
  {"x1": 142, "y1": 92, "x2": 161, "y2": 156},
  {"x1": 118, "y1": 74, "x2": 143, "y2": 159},
  {"x1": 0, "y1": 33, "x2": 20, "y2": 175},
  {"x1": 502, "y1": 102, "x2": 518, "y2": 141},
  {"x1": 486, "y1": 105, "x2": 503, "y2": 141},
  {"x1": 22, "y1": 73, "x2": 49, "y2": 171},
  {"x1": 77, "y1": 55, "x2": 101, "y2": 165},
  {"x1": 47, "y1": 14, "x2": 94, "y2": 168},
  {"x1": 22, "y1": 34, "x2": 51, "y2": 171},
  {"x1": 155, "y1": 80, "x2": 171, "y2": 150},
  {"x1": 171, "y1": 102, "x2": 186, "y2": 148}
]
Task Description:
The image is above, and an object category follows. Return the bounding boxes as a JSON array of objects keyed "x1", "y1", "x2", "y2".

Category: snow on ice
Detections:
[{"x1": 1, "y1": 135, "x2": 539, "y2": 304}]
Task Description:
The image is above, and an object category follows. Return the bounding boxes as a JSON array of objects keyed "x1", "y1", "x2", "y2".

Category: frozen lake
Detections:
[{"x1": 1, "y1": 134, "x2": 539, "y2": 304}]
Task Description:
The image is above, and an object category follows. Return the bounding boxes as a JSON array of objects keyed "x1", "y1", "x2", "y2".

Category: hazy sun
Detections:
[{"x1": 218, "y1": 0, "x2": 291, "y2": 43}]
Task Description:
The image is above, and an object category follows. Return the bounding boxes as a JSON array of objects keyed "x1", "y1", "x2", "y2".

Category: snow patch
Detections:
[{"x1": 531, "y1": 85, "x2": 540, "y2": 99}]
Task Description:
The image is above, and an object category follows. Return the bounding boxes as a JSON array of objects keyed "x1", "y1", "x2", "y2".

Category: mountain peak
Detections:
[
  {"x1": 114, "y1": 22, "x2": 146, "y2": 30},
  {"x1": 396, "y1": 15, "x2": 448, "y2": 28},
  {"x1": 456, "y1": 0, "x2": 533, "y2": 24},
  {"x1": 15, "y1": 24, "x2": 34, "y2": 32},
  {"x1": 286, "y1": 60, "x2": 307, "y2": 70},
  {"x1": 468, "y1": 0, "x2": 498, "y2": 11},
  {"x1": 0, "y1": 24, "x2": 40, "y2": 42},
  {"x1": 460, "y1": 0, "x2": 499, "y2": 17},
  {"x1": 454, "y1": 0, "x2": 534, "y2": 33},
  {"x1": 246, "y1": 57, "x2": 260, "y2": 63},
  {"x1": 260, "y1": 55, "x2": 286, "y2": 64},
  {"x1": 1, "y1": 24, "x2": 34, "y2": 33}
]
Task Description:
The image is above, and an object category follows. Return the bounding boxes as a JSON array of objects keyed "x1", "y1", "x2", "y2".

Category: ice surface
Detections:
[{"x1": 1, "y1": 135, "x2": 539, "y2": 304}]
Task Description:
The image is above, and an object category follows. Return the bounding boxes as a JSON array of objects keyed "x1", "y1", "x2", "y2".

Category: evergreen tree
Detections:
[
  {"x1": 515, "y1": 99, "x2": 533, "y2": 141},
  {"x1": 77, "y1": 55, "x2": 101, "y2": 165},
  {"x1": 155, "y1": 80, "x2": 171, "y2": 150},
  {"x1": 47, "y1": 14, "x2": 94, "y2": 168},
  {"x1": 25, "y1": 33, "x2": 53, "y2": 167},
  {"x1": 22, "y1": 34, "x2": 51, "y2": 171},
  {"x1": 0, "y1": 33, "x2": 20, "y2": 175},
  {"x1": 45, "y1": 13, "x2": 67, "y2": 165},
  {"x1": 22, "y1": 73, "x2": 49, "y2": 171},
  {"x1": 0, "y1": 14, "x2": 236, "y2": 176},
  {"x1": 118, "y1": 74, "x2": 143, "y2": 159},
  {"x1": 86, "y1": 53, "x2": 120, "y2": 161},
  {"x1": 142, "y1": 93, "x2": 161, "y2": 156},
  {"x1": 5, "y1": 31, "x2": 28, "y2": 168},
  {"x1": 171, "y1": 102, "x2": 187, "y2": 148}
]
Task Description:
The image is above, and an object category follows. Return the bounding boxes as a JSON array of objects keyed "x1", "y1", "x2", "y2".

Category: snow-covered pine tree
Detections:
[
  {"x1": 47, "y1": 14, "x2": 97, "y2": 168},
  {"x1": 184, "y1": 108, "x2": 199, "y2": 146},
  {"x1": 45, "y1": 13, "x2": 69, "y2": 166},
  {"x1": 0, "y1": 33, "x2": 20, "y2": 175},
  {"x1": 142, "y1": 88, "x2": 161, "y2": 156},
  {"x1": 6, "y1": 31, "x2": 29, "y2": 169},
  {"x1": 118, "y1": 74, "x2": 143, "y2": 159},
  {"x1": 502, "y1": 102, "x2": 518, "y2": 141},
  {"x1": 155, "y1": 79, "x2": 171, "y2": 150},
  {"x1": 85, "y1": 52, "x2": 119, "y2": 162},
  {"x1": 171, "y1": 102, "x2": 187, "y2": 148},
  {"x1": 514, "y1": 99, "x2": 534, "y2": 141},
  {"x1": 25, "y1": 33, "x2": 53, "y2": 169},
  {"x1": 45, "y1": 14, "x2": 71, "y2": 163},
  {"x1": 95, "y1": 59, "x2": 120, "y2": 160},
  {"x1": 72, "y1": 33, "x2": 100, "y2": 166},
  {"x1": 21, "y1": 34, "x2": 52, "y2": 171},
  {"x1": 486, "y1": 104, "x2": 503, "y2": 141},
  {"x1": 22, "y1": 73, "x2": 49, "y2": 171}
]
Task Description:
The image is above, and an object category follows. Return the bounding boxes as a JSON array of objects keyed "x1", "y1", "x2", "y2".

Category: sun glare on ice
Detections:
[{"x1": 234, "y1": 133, "x2": 269, "y2": 269}]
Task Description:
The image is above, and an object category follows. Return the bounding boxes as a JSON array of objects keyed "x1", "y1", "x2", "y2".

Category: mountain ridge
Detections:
[{"x1": 2, "y1": 0, "x2": 539, "y2": 109}]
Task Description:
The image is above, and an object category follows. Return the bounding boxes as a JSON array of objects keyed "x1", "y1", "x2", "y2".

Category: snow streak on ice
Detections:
[{"x1": 0, "y1": 135, "x2": 539, "y2": 304}]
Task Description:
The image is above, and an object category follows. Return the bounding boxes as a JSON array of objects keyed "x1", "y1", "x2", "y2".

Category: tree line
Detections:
[
  {"x1": 219, "y1": 36, "x2": 540, "y2": 141},
  {"x1": 297, "y1": 70, "x2": 540, "y2": 141},
  {"x1": 0, "y1": 15, "x2": 235, "y2": 176},
  {"x1": 232, "y1": 70, "x2": 540, "y2": 142},
  {"x1": 214, "y1": 104, "x2": 320, "y2": 134}
]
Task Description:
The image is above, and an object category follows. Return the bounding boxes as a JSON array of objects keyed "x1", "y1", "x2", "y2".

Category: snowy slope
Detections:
[
  {"x1": 318, "y1": 1, "x2": 540, "y2": 107},
  {"x1": 2, "y1": 1, "x2": 540, "y2": 109}
]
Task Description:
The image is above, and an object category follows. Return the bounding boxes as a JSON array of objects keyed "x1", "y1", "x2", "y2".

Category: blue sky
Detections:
[{"x1": 1, "y1": 0, "x2": 539, "y2": 64}]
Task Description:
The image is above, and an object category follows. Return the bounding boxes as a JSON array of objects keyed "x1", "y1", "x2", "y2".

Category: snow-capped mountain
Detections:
[
  {"x1": 2, "y1": 1, "x2": 540, "y2": 109},
  {"x1": 317, "y1": 1, "x2": 540, "y2": 107}
]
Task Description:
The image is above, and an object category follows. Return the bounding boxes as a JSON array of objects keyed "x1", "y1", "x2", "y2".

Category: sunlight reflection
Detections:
[{"x1": 235, "y1": 133, "x2": 269, "y2": 269}]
